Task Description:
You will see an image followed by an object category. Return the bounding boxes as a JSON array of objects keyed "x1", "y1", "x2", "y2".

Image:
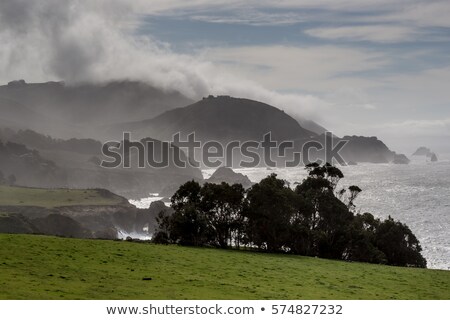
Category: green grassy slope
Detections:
[
  {"x1": 0, "y1": 185, "x2": 125, "y2": 208},
  {"x1": 0, "y1": 234, "x2": 449, "y2": 299}
]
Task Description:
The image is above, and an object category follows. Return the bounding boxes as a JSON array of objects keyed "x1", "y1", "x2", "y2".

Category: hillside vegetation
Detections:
[
  {"x1": 0, "y1": 234, "x2": 449, "y2": 300},
  {"x1": 0, "y1": 185, "x2": 126, "y2": 208}
]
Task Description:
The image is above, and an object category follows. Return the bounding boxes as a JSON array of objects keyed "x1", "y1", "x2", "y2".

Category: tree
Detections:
[
  {"x1": 245, "y1": 174, "x2": 296, "y2": 252},
  {"x1": 200, "y1": 182, "x2": 245, "y2": 248},
  {"x1": 338, "y1": 185, "x2": 362, "y2": 211},
  {"x1": 345, "y1": 213, "x2": 387, "y2": 264},
  {"x1": 168, "y1": 180, "x2": 210, "y2": 246},
  {"x1": 288, "y1": 193, "x2": 316, "y2": 256},
  {"x1": 305, "y1": 162, "x2": 344, "y2": 191},
  {"x1": 154, "y1": 166, "x2": 427, "y2": 269},
  {"x1": 375, "y1": 216, "x2": 426, "y2": 268},
  {"x1": 347, "y1": 185, "x2": 362, "y2": 210},
  {"x1": 171, "y1": 180, "x2": 202, "y2": 212},
  {"x1": 295, "y1": 163, "x2": 353, "y2": 259},
  {"x1": 314, "y1": 193, "x2": 353, "y2": 259}
]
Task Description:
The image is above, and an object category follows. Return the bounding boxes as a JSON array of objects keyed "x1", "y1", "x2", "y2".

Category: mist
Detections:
[{"x1": 0, "y1": 0, "x2": 327, "y2": 122}]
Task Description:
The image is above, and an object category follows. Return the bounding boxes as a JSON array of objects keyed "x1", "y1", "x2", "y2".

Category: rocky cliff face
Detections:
[{"x1": 339, "y1": 136, "x2": 396, "y2": 164}]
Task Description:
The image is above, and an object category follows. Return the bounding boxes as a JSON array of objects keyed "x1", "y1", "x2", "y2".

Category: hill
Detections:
[
  {"x1": 116, "y1": 95, "x2": 317, "y2": 142},
  {"x1": 112, "y1": 96, "x2": 399, "y2": 165},
  {"x1": 0, "y1": 234, "x2": 448, "y2": 299},
  {"x1": 338, "y1": 135, "x2": 396, "y2": 164}
]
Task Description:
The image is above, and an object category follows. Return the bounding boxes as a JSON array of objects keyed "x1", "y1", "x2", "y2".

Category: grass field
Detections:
[
  {"x1": 0, "y1": 186, "x2": 125, "y2": 208},
  {"x1": 0, "y1": 234, "x2": 449, "y2": 299}
]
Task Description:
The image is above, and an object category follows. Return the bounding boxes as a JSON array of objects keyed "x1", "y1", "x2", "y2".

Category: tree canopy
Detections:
[{"x1": 154, "y1": 163, "x2": 427, "y2": 268}]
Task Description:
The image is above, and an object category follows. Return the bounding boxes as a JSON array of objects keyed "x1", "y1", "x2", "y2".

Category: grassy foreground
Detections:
[
  {"x1": 0, "y1": 185, "x2": 125, "y2": 208},
  {"x1": 0, "y1": 234, "x2": 449, "y2": 300}
]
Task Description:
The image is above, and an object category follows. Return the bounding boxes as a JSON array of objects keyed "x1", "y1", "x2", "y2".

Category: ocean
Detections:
[{"x1": 131, "y1": 156, "x2": 450, "y2": 270}]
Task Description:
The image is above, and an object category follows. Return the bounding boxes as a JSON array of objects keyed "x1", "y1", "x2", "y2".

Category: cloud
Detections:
[
  {"x1": 326, "y1": 87, "x2": 378, "y2": 110},
  {"x1": 305, "y1": 25, "x2": 420, "y2": 43},
  {"x1": 386, "y1": 119, "x2": 450, "y2": 130},
  {"x1": 189, "y1": 10, "x2": 309, "y2": 26},
  {"x1": 367, "y1": 118, "x2": 450, "y2": 154},
  {"x1": 374, "y1": 0, "x2": 450, "y2": 28},
  {"x1": 371, "y1": 118, "x2": 450, "y2": 140},
  {"x1": 130, "y1": 0, "x2": 404, "y2": 15},
  {"x1": 200, "y1": 45, "x2": 388, "y2": 92},
  {"x1": 0, "y1": 0, "x2": 333, "y2": 122}
]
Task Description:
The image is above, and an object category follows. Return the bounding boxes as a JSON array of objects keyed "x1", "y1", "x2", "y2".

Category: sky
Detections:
[{"x1": 1, "y1": 0, "x2": 449, "y2": 153}]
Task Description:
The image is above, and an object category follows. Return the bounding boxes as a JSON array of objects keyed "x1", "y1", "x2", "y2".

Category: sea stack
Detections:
[{"x1": 429, "y1": 153, "x2": 438, "y2": 162}]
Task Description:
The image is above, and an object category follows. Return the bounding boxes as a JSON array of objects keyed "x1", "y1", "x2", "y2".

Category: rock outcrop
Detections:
[
  {"x1": 429, "y1": 153, "x2": 438, "y2": 162},
  {"x1": 392, "y1": 153, "x2": 410, "y2": 164},
  {"x1": 207, "y1": 167, "x2": 253, "y2": 189},
  {"x1": 413, "y1": 147, "x2": 431, "y2": 156}
]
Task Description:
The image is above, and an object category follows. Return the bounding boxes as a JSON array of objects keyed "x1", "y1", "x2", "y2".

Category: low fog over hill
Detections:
[{"x1": 0, "y1": 80, "x2": 192, "y2": 139}]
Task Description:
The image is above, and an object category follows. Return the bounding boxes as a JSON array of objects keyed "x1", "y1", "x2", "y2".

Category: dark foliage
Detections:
[
  {"x1": 375, "y1": 216, "x2": 427, "y2": 268},
  {"x1": 154, "y1": 164, "x2": 427, "y2": 268}
]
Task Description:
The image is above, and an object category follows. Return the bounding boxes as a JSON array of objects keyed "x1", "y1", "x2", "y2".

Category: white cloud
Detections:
[
  {"x1": 375, "y1": 1, "x2": 450, "y2": 28},
  {"x1": 326, "y1": 87, "x2": 378, "y2": 110},
  {"x1": 383, "y1": 119, "x2": 450, "y2": 131},
  {"x1": 305, "y1": 25, "x2": 420, "y2": 43},
  {"x1": 377, "y1": 66, "x2": 450, "y2": 109},
  {"x1": 129, "y1": 0, "x2": 409, "y2": 15},
  {"x1": 363, "y1": 118, "x2": 450, "y2": 154},
  {"x1": 190, "y1": 11, "x2": 308, "y2": 26},
  {"x1": 200, "y1": 45, "x2": 388, "y2": 92}
]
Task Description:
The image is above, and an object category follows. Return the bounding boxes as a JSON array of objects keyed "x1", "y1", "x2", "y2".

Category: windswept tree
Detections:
[
  {"x1": 338, "y1": 185, "x2": 363, "y2": 211},
  {"x1": 305, "y1": 162, "x2": 344, "y2": 191},
  {"x1": 296, "y1": 164, "x2": 349, "y2": 232}
]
